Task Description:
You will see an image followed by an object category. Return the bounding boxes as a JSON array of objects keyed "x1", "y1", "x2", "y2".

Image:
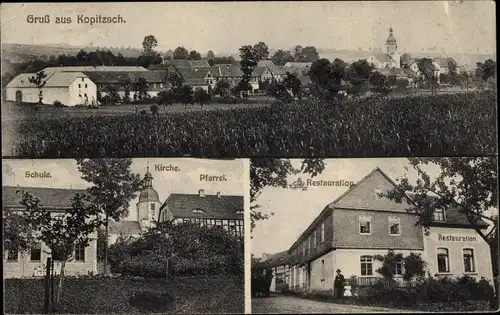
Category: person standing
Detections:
[{"x1": 334, "y1": 269, "x2": 345, "y2": 298}]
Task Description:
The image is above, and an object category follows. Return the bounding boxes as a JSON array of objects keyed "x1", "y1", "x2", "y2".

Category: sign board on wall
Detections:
[{"x1": 437, "y1": 234, "x2": 478, "y2": 242}]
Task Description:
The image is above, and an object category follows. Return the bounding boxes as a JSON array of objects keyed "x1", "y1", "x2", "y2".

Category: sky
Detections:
[
  {"x1": 1, "y1": 1, "x2": 496, "y2": 55},
  {"x1": 2, "y1": 158, "x2": 245, "y2": 221},
  {"x1": 251, "y1": 158, "x2": 498, "y2": 258}
]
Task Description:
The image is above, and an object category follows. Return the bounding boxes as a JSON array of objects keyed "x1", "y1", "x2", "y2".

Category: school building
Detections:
[{"x1": 287, "y1": 167, "x2": 493, "y2": 294}]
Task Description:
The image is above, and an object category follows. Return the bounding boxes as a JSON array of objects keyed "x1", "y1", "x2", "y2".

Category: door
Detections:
[{"x1": 15, "y1": 90, "x2": 22, "y2": 103}]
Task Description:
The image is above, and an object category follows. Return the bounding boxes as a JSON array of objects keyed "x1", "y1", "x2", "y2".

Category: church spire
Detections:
[{"x1": 144, "y1": 161, "x2": 153, "y2": 187}]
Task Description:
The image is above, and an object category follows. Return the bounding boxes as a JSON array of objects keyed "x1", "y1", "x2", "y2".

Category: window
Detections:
[
  {"x1": 222, "y1": 220, "x2": 229, "y2": 231},
  {"x1": 215, "y1": 219, "x2": 222, "y2": 226},
  {"x1": 359, "y1": 215, "x2": 372, "y2": 234},
  {"x1": 394, "y1": 261, "x2": 403, "y2": 275},
  {"x1": 463, "y1": 249, "x2": 475, "y2": 273},
  {"x1": 313, "y1": 230, "x2": 316, "y2": 248},
  {"x1": 321, "y1": 259, "x2": 325, "y2": 280},
  {"x1": 160, "y1": 83, "x2": 164, "y2": 88},
  {"x1": 320, "y1": 222, "x2": 325, "y2": 242},
  {"x1": 437, "y1": 248, "x2": 450, "y2": 273},
  {"x1": 85, "y1": 84, "x2": 88, "y2": 88},
  {"x1": 30, "y1": 243, "x2": 42, "y2": 261},
  {"x1": 434, "y1": 208, "x2": 445, "y2": 221},
  {"x1": 389, "y1": 217, "x2": 401, "y2": 235},
  {"x1": 78, "y1": 84, "x2": 81, "y2": 88},
  {"x1": 81, "y1": 78, "x2": 84, "y2": 82},
  {"x1": 151, "y1": 203, "x2": 156, "y2": 217},
  {"x1": 7, "y1": 249, "x2": 18, "y2": 261},
  {"x1": 360, "y1": 256, "x2": 373, "y2": 276},
  {"x1": 236, "y1": 220, "x2": 244, "y2": 237},
  {"x1": 74, "y1": 243, "x2": 85, "y2": 261}
]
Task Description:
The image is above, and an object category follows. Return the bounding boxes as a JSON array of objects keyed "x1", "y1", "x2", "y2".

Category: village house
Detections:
[
  {"x1": 3, "y1": 186, "x2": 98, "y2": 278},
  {"x1": 109, "y1": 168, "x2": 244, "y2": 243},
  {"x1": 158, "y1": 188, "x2": 244, "y2": 238},
  {"x1": 256, "y1": 251, "x2": 292, "y2": 292},
  {"x1": 286, "y1": 167, "x2": 493, "y2": 294},
  {"x1": 5, "y1": 72, "x2": 98, "y2": 106},
  {"x1": 283, "y1": 62, "x2": 312, "y2": 76},
  {"x1": 84, "y1": 71, "x2": 167, "y2": 99}
]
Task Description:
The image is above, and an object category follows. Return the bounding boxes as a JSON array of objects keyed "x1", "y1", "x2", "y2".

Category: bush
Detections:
[
  {"x1": 53, "y1": 100, "x2": 65, "y2": 107},
  {"x1": 150, "y1": 104, "x2": 159, "y2": 115}
]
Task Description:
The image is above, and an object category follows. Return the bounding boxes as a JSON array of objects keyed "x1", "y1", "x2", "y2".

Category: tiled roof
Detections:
[
  {"x1": 83, "y1": 71, "x2": 165, "y2": 84},
  {"x1": 432, "y1": 57, "x2": 456, "y2": 68},
  {"x1": 2, "y1": 186, "x2": 86, "y2": 209},
  {"x1": 252, "y1": 67, "x2": 267, "y2": 77},
  {"x1": 185, "y1": 78, "x2": 208, "y2": 86},
  {"x1": 160, "y1": 193, "x2": 244, "y2": 220},
  {"x1": 162, "y1": 59, "x2": 191, "y2": 69},
  {"x1": 259, "y1": 250, "x2": 292, "y2": 267},
  {"x1": 284, "y1": 62, "x2": 312, "y2": 68},
  {"x1": 108, "y1": 220, "x2": 142, "y2": 234},
  {"x1": 188, "y1": 60, "x2": 211, "y2": 69},
  {"x1": 6, "y1": 72, "x2": 90, "y2": 88},
  {"x1": 371, "y1": 53, "x2": 395, "y2": 63},
  {"x1": 329, "y1": 167, "x2": 414, "y2": 212},
  {"x1": 43, "y1": 66, "x2": 148, "y2": 72}
]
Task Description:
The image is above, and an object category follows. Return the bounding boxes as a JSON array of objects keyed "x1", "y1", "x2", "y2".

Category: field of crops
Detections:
[{"x1": 9, "y1": 91, "x2": 497, "y2": 158}]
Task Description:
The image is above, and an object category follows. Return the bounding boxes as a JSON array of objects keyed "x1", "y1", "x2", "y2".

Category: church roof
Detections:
[
  {"x1": 160, "y1": 193, "x2": 243, "y2": 220},
  {"x1": 386, "y1": 28, "x2": 397, "y2": 45}
]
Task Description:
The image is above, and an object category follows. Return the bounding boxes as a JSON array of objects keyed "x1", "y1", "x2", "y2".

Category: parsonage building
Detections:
[{"x1": 287, "y1": 167, "x2": 493, "y2": 294}]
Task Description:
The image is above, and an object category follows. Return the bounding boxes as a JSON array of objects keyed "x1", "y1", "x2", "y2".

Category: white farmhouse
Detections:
[{"x1": 5, "y1": 72, "x2": 97, "y2": 106}]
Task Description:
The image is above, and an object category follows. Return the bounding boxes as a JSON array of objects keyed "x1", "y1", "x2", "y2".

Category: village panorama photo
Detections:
[
  {"x1": 3, "y1": 158, "x2": 247, "y2": 314},
  {"x1": 250, "y1": 157, "x2": 498, "y2": 313},
  {"x1": 0, "y1": 1, "x2": 497, "y2": 158}
]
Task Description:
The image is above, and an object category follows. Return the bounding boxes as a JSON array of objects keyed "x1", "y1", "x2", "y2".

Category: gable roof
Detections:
[
  {"x1": 259, "y1": 250, "x2": 293, "y2": 268},
  {"x1": 432, "y1": 57, "x2": 457, "y2": 68},
  {"x1": 2, "y1": 186, "x2": 86, "y2": 210},
  {"x1": 6, "y1": 72, "x2": 90, "y2": 88},
  {"x1": 252, "y1": 66, "x2": 267, "y2": 77},
  {"x1": 160, "y1": 193, "x2": 243, "y2": 220},
  {"x1": 370, "y1": 53, "x2": 395, "y2": 63},
  {"x1": 329, "y1": 167, "x2": 414, "y2": 212},
  {"x1": 83, "y1": 71, "x2": 165, "y2": 84},
  {"x1": 188, "y1": 60, "x2": 211, "y2": 69},
  {"x1": 43, "y1": 66, "x2": 148, "y2": 72},
  {"x1": 162, "y1": 59, "x2": 191, "y2": 69}
]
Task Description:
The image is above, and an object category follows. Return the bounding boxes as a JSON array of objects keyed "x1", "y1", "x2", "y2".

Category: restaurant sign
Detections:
[{"x1": 438, "y1": 234, "x2": 478, "y2": 242}]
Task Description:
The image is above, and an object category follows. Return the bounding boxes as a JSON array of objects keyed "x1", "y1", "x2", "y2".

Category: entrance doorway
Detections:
[{"x1": 15, "y1": 90, "x2": 22, "y2": 103}]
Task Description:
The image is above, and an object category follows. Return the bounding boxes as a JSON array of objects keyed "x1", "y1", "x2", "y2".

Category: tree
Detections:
[
  {"x1": 292, "y1": 45, "x2": 303, "y2": 61},
  {"x1": 29, "y1": 71, "x2": 48, "y2": 104},
  {"x1": 176, "y1": 85, "x2": 194, "y2": 110},
  {"x1": 417, "y1": 58, "x2": 437, "y2": 88},
  {"x1": 19, "y1": 191, "x2": 100, "y2": 306},
  {"x1": 250, "y1": 158, "x2": 325, "y2": 230},
  {"x1": 308, "y1": 58, "x2": 346, "y2": 99},
  {"x1": 173, "y1": 46, "x2": 189, "y2": 60},
  {"x1": 301, "y1": 46, "x2": 319, "y2": 62},
  {"x1": 165, "y1": 70, "x2": 184, "y2": 90},
  {"x1": 214, "y1": 79, "x2": 231, "y2": 98},
  {"x1": 253, "y1": 42, "x2": 270, "y2": 60},
  {"x1": 188, "y1": 50, "x2": 202, "y2": 60},
  {"x1": 400, "y1": 53, "x2": 412, "y2": 69},
  {"x1": 206, "y1": 50, "x2": 215, "y2": 61},
  {"x1": 346, "y1": 59, "x2": 374, "y2": 95},
  {"x1": 76, "y1": 158, "x2": 143, "y2": 276},
  {"x1": 134, "y1": 76, "x2": 149, "y2": 101},
  {"x1": 369, "y1": 71, "x2": 392, "y2": 95},
  {"x1": 283, "y1": 71, "x2": 302, "y2": 99},
  {"x1": 3, "y1": 206, "x2": 37, "y2": 257},
  {"x1": 121, "y1": 78, "x2": 133, "y2": 103},
  {"x1": 384, "y1": 157, "x2": 497, "y2": 243},
  {"x1": 271, "y1": 49, "x2": 295, "y2": 66},
  {"x1": 193, "y1": 87, "x2": 211, "y2": 110},
  {"x1": 142, "y1": 35, "x2": 158, "y2": 56},
  {"x1": 238, "y1": 45, "x2": 261, "y2": 95},
  {"x1": 476, "y1": 59, "x2": 496, "y2": 82}
]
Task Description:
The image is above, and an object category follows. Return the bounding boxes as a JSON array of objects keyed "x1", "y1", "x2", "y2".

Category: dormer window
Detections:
[
  {"x1": 193, "y1": 208, "x2": 205, "y2": 213},
  {"x1": 433, "y1": 208, "x2": 445, "y2": 221}
]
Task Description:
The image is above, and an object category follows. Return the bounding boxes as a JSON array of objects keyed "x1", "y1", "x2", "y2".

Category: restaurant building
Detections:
[{"x1": 287, "y1": 167, "x2": 493, "y2": 294}]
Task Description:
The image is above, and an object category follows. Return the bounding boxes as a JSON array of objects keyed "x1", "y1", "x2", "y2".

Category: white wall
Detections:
[
  {"x1": 310, "y1": 251, "x2": 335, "y2": 293},
  {"x1": 69, "y1": 77, "x2": 97, "y2": 106},
  {"x1": 6, "y1": 87, "x2": 44, "y2": 104},
  {"x1": 423, "y1": 226, "x2": 493, "y2": 281}
]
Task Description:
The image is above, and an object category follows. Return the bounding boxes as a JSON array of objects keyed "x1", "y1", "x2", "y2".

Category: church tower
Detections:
[
  {"x1": 385, "y1": 27, "x2": 400, "y2": 68},
  {"x1": 136, "y1": 165, "x2": 161, "y2": 229}
]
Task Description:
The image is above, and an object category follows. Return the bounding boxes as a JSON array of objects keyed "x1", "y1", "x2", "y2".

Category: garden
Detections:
[{"x1": 7, "y1": 90, "x2": 497, "y2": 158}]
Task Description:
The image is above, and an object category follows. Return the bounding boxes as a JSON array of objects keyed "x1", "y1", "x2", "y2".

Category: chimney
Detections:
[
  {"x1": 198, "y1": 189, "x2": 205, "y2": 197},
  {"x1": 217, "y1": 191, "x2": 221, "y2": 198}
]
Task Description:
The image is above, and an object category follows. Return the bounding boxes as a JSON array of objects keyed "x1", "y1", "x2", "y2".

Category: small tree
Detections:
[
  {"x1": 193, "y1": 88, "x2": 211, "y2": 110},
  {"x1": 402, "y1": 253, "x2": 427, "y2": 281},
  {"x1": 214, "y1": 79, "x2": 231, "y2": 98},
  {"x1": 19, "y1": 191, "x2": 100, "y2": 306},
  {"x1": 373, "y1": 249, "x2": 404, "y2": 280},
  {"x1": 3, "y1": 207, "x2": 37, "y2": 259},
  {"x1": 283, "y1": 72, "x2": 302, "y2": 99},
  {"x1": 177, "y1": 85, "x2": 194, "y2": 110},
  {"x1": 29, "y1": 71, "x2": 48, "y2": 105}
]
